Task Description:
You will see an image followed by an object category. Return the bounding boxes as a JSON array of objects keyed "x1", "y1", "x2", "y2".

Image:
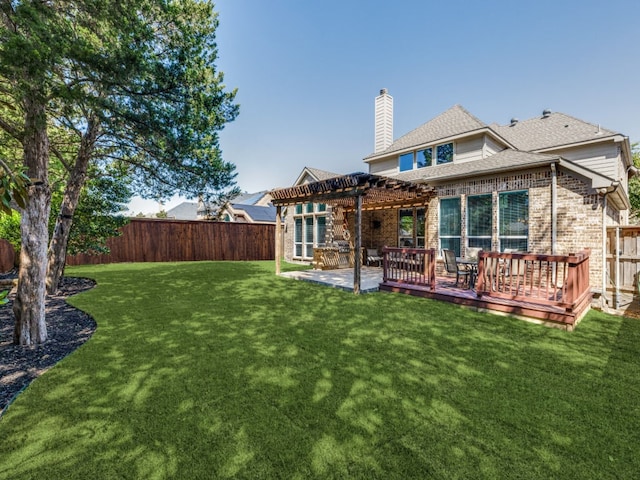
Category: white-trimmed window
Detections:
[
  {"x1": 416, "y1": 148, "x2": 432, "y2": 168},
  {"x1": 467, "y1": 194, "x2": 492, "y2": 251},
  {"x1": 398, "y1": 142, "x2": 454, "y2": 171},
  {"x1": 498, "y1": 191, "x2": 528, "y2": 251},
  {"x1": 293, "y1": 203, "x2": 327, "y2": 259},
  {"x1": 399, "y1": 208, "x2": 425, "y2": 247},
  {"x1": 399, "y1": 152, "x2": 413, "y2": 172},
  {"x1": 436, "y1": 143, "x2": 454, "y2": 165},
  {"x1": 440, "y1": 197, "x2": 461, "y2": 256}
]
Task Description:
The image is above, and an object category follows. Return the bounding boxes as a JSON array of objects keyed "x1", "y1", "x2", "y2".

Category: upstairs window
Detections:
[
  {"x1": 436, "y1": 143, "x2": 454, "y2": 165},
  {"x1": 398, "y1": 142, "x2": 453, "y2": 171},
  {"x1": 417, "y1": 148, "x2": 432, "y2": 168},
  {"x1": 399, "y1": 152, "x2": 413, "y2": 172}
]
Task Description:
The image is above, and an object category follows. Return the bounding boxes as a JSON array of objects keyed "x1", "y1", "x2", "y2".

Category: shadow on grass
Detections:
[{"x1": 0, "y1": 261, "x2": 638, "y2": 479}]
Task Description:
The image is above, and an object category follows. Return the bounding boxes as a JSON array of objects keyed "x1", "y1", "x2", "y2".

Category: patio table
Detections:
[{"x1": 456, "y1": 257, "x2": 478, "y2": 289}]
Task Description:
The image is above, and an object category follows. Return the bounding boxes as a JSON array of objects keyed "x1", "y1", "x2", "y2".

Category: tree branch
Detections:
[
  {"x1": 0, "y1": 115, "x2": 23, "y2": 142},
  {"x1": 50, "y1": 144, "x2": 72, "y2": 172}
]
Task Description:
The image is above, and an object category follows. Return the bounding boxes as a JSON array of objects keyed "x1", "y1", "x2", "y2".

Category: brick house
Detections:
[{"x1": 278, "y1": 90, "x2": 634, "y2": 307}]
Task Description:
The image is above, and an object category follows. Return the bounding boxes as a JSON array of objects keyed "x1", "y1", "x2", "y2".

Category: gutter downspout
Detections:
[
  {"x1": 602, "y1": 192, "x2": 609, "y2": 308},
  {"x1": 550, "y1": 164, "x2": 557, "y2": 255}
]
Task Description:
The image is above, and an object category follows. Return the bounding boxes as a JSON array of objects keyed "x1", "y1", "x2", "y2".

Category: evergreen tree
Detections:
[{"x1": 0, "y1": 0, "x2": 238, "y2": 344}]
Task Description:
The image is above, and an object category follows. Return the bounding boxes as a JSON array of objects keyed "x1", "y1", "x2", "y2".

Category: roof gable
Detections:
[
  {"x1": 365, "y1": 105, "x2": 487, "y2": 159},
  {"x1": 293, "y1": 166, "x2": 342, "y2": 186}
]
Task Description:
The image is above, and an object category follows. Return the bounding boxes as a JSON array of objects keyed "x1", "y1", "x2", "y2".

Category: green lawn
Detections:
[{"x1": 1, "y1": 261, "x2": 639, "y2": 479}]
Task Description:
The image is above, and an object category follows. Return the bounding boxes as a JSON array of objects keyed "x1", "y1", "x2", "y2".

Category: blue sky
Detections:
[{"x1": 129, "y1": 0, "x2": 640, "y2": 213}]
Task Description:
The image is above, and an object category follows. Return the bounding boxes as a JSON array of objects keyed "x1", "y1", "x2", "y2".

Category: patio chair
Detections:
[
  {"x1": 465, "y1": 247, "x2": 481, "y2": 261},
  {"x1": 366, "y1": 248, "x2": 383, "y2": 267},
  {"x1": 442, "y1": 249, "x2": 470, "y2": 287}
]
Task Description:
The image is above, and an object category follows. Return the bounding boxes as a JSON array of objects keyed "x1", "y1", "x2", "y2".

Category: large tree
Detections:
[
  {"x1": 0, "y1": 1, "x2": 55, "y2": 344},
  {"x1": 0, "y1": 0, "x2": 239, "y2": 344},
  {"x1": 46, "y1": 0, "x2": 239, "y2": 293}
]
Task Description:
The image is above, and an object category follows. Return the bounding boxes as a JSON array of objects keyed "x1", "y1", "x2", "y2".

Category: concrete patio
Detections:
[{"x1": 279, "y1": 267, "x2": 383, "y2": 293}]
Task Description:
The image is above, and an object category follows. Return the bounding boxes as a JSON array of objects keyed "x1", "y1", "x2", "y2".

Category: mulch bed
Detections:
[{"x1": 0, "y1": 276, "x2": 97, "y2": 416}]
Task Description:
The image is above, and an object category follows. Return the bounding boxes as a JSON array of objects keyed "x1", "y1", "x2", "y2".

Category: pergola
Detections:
[{"x1": 269, "y1": 172, "x2": 435, "y2": 293}]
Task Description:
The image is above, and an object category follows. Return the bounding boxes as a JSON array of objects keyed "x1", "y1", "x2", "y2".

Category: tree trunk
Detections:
[
  {"x1": 46, "y1": 118, "x2": 98, "y2": 294},
  {"x1": 13, "y1": 96, "x2": 51, "y2": 345}
]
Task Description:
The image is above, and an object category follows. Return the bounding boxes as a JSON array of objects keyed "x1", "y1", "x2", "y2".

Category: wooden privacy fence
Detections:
[
  {"x1": 66, "y1": 218, "x2": 275, "y2": 265},
  {"x1": 476, "y1": 249, "x2": 591, "y2": 313},
  {"x1": 605, "y1": 226, "x2": 640, "y2": 311},
  {"x1": 606, "y1": 226, "x2": 640, "y2": 293},
  {"x1": 0, "y1": 238, "x2": 15, "y2": 273}
]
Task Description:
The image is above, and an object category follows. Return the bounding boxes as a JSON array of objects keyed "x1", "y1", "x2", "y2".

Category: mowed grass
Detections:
[{"x1": 0, "y1": 261, "x2": 639, "y2": 479}]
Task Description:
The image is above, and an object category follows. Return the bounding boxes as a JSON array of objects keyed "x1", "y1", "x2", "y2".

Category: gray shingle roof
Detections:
[
  {"x1": 364, "y1": 105, "x2": 487, "y2": 159},
  {"x1": 490, "y1": 111, "x2": 618, "y2": 152},
  {"x1": 304, "y1": 166, "x2": 342, "y2": 181},
  {"x1": 232, "y1": 204, "x2": 277, "y2": 223},
  {"x1": 166, "y1": 201, "x2": 199, "y2": 220},
  {"x1": 233, "y1": 191, "x2": 269, "y2": 205},
  {"x1": 394, "y1": 149, "x2": 560, "y2": 183}
]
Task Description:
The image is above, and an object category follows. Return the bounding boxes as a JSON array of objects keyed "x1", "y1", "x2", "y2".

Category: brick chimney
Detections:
[{"x1": 374, "y1": 88, "x2": 393, "y2": 153}]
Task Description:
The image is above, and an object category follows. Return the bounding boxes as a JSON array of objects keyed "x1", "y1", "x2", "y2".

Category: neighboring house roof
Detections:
[
  {"x1": 364, "y1": 105, "x2": 488, "y2": 159},
  {"x1": 490, "y1": 111, "x2": 619, "y2": 152},
  {"x1": 293, "y1": 166, "x2": 342, "y2": 185},
  {"x1": 166, "y1": 201, "x2": 199, "y2": 220},
  {"x1": 229, "y1": 204, "x2": 277, "y2": 223},
  {"x1": 198, "y1": 191, "x2": 272, "y2": 218},
  {"x1": 232, "y1": 190, "x2": 271, "y2": 205}
]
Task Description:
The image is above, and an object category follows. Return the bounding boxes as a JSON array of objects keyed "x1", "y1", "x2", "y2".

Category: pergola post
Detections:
[
  {"x1": 275, "y1": 205, "x2": 282, "y2": 275},
  {"x1": 353, "y1": 194, "x2": 362, "y2": 294}
]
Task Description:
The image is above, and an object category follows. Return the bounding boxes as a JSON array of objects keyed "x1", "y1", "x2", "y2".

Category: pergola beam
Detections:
[{"x1": 270, "y1": 172, "x2": 433, "y2": 210}]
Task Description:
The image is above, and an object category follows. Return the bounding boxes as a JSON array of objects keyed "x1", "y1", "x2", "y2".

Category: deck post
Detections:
[
  {"x1": 353, "y1": 194, "x2": 362, "y2": 294},
  {"x1": 275, "y1": 205, "x2": 282, "y2": 275},
  {"x1": 475, "y1": 253, "x2": 485, "y2": 297}
]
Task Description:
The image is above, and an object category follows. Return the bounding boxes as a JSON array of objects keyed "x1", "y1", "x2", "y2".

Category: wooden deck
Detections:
[
  {"x1": 281, "y1": 265, "x2": 589, "y2": 330},
  {"x1": 380, "y1": 275, "x2": 589, "y2": 331},
  {"x1": 378, "y1": 247, "x2": 592, "y2": 331}
]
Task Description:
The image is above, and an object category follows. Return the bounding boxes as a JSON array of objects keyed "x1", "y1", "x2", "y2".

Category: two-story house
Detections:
[{"x1": 276, "y1": 89, "x2": 633, "y2": 308}]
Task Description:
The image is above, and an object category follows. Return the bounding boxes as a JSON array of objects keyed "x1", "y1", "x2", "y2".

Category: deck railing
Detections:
[
  {"x1": 475, "y1": 249, "x2": 591, "y2": 312},
  {"x1": 382, "y1": 247, "x2": 436, "y2": 290}
]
